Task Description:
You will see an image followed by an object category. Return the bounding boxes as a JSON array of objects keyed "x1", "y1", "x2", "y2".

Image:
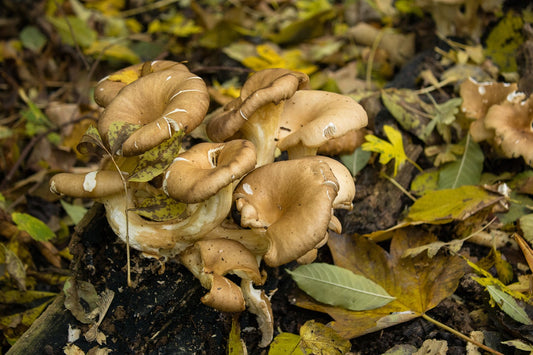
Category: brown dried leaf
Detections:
[{"x1": 295, "y1": 229, "x2": 466, "y2": 339}]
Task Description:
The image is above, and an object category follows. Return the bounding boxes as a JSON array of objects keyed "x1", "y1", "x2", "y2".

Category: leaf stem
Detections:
[
  {"x1": 422, "y1": 313, "x2": 504, "y2": 355},
  {"x1": 381, "y1": 172, "x2": 417, "y2": 202}
]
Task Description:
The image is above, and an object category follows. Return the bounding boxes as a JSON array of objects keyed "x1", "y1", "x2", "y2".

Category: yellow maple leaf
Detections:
[
  {"x1": 361, "y1": 125, "x2": 407, "y2": 177},
  {"x1": 242, "y1": 44, "x2": 317, "y2": 75}
]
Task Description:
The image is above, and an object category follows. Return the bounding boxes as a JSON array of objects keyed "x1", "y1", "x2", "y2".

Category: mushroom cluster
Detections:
[
  {"x1": 50, "y1": 61, "x2": 368, "y2": 346},
  {"x1": 460, "y1": 77, "x2": 533, "y2": 166}
]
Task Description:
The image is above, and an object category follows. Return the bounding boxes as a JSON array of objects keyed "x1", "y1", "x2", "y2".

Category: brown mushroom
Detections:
[
  {"x1": 233, "y1": 158, "x2": 340, "y2": 267},
  {"x1": 277, "y1": 90, "x2": 368, "y2": 159},
  {"x1": 94, "y1": 60, "x2": 189, "y2": 108},
  {"x1": 179, "y1": 239, "x2": 262, "y2": 313},
  {"x1": 206, "y1": 68, "x2": 309, "y2": 166},
  {"x1": 98, "y1": 65, "x2": 209, "y2": 156},
  {"x1": 484, "y1": 93, "x2": 533, "y2": 166},
  {"x1": 459, "y1": 77, "x2": 518, "y2": 142},
  {"x1": 317, "y1": 128, "x2": 368, "y2": 156}
]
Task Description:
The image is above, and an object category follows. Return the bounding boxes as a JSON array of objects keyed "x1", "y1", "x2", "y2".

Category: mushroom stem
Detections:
[
  {"x1": 241, "y1": 102, "x2": 285, "y2": 167},
  {"x1": 285, "y1": 144, "x2": 319, "y2": 160}
]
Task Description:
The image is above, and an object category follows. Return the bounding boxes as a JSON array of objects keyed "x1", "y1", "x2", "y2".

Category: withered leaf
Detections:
[{"x1": 295, "y1": 229, "x2": 466, "y2": 339}]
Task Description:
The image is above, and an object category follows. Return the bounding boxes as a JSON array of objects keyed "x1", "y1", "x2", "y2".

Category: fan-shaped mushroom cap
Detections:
[
  {"x1": 94, "y1": 60, "x2": 189, "y2": 107},
  {"x1": 206, "y1": 68, "x2": 309, "y2": 166},
  {"x1": 50, "y1": 170, "x2": 124, "y2": 199},
  {"x1": 277, "y1": 90, "x2": 368, "y2": 158},
  {"x1": 163, "y1": 139, "x2": 256, "y2": 203},
  {"x1": 98, "y1": 66, "x2": 209, "y2": 156},
  {"x1": 180, "y1": 239, "x2": 262, "y2": 313},
  {"x1": 459, "y1": 77, "x2": 518, "y2": 142},
  {"x1": 233, "y1": 158, "x2": 339, "y2": 267},
  {"x1": 484, "y1": 94, "x2": 533, "y2": 166}
]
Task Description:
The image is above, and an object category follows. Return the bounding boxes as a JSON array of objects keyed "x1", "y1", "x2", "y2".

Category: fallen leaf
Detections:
[
  {"x1": 227, "y1": 314, "x2": 246, "y2": 355},
  {"x1": 288, "y1": 263, "x2": 395, "y2": 311},
  {"x1": 438, "y1": 135, "x2": 484, "y2": 189},
  {"x1": 295, "y1": 229, "x2": 466, "y2": 338},
  {"x1": 11, "y1": 212, "x2": 56, "y2": 242},
  {"x1": 0, "y1": 242, "x2": 27, "y2": 290},
  {"x1": 299, "y1": 320, "x2": 351, "y2": 354},
  {"x1": 361, "y1": 125, "x2": 408, "y2": 176}
]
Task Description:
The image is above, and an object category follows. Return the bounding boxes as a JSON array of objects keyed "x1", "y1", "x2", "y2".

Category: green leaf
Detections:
[
  {"x1": 410, "y1": 170, "x2": 439, "y2": 196},
  {"x1": 340, "y1": 147, "x2": 371, "y2": 177},
  {"x1": 406, "y1": 185, "x2": 503, "y2": 224},
  {"x1": 128, "y1": 130, "x2": 184, "y2": 182},
  {"x1": 438, "y1": 135, "x2": 484, "y2": 189},
  {"x1": 60, "y1": 200, "x2": 88, "y2": 225},
  {"x1": 362, "y1": 125, "x2": 407, "y2": 177},
  {"x1": 20, "y1": 26, "x2": 47, "y2": 52},
  {"x1": 46, "y1": 15, "x2": 97, "y2": 48},
  {"x1": 11, "y1": 212, "x2": 55, "y2": 242},
  {"x1": 77, "y1": 125, "x2": 107, "y2": 155},
  {"x1": 287, "y1": 263, "x2": 395, "y2": 311},
  {"x1": 485, "y1": 284, "x2": 532, "y2": 325}
]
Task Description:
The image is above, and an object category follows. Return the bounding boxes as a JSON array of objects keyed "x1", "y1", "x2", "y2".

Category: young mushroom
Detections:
[
  {"x1": 206, "y1": 68, "x2": 309, "y2": 166},
  {"x1": 277, "y1": 90, "x2": 368, "y2": 159},
  {"x1": 97, "y1": 64, "x2": 209, "y2": 156}
]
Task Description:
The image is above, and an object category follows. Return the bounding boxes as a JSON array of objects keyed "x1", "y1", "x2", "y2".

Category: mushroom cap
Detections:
[
  {"x1": 180, "y1": 239, "x2": 263, "y2": 313},
  {"x1": 459, "y1": 78, "x2": 519, "y2": 142},
  {"x1": 206, "y1": 68, "x2": 309, "y2": 142},
  {"x1": 233, "y1": 158, "x2": 339, "y2": 267},
  {"x1": 98, "y1": 67, "x2": 209, "y2": 156},
  {"x1": 50, "y1": 170, "x2": 124, "y2": 199},
  {"x1": 317, "y1": 128, "x2": 367, "y2": 156},
  {"x1": 277, "y1": 90, "x2": 368, "y2": 154},
  {"x1": 163, "y1": 139, "x2": 257, "y2": 203},
  {"x1": 484, "y1": 93, "x2": 533, "y2": 166},
  {"x1": 94, "y1": 60, "x2": 189, "y2": 108}
]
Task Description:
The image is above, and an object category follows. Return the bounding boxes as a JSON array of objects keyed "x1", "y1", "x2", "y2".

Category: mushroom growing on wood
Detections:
[
  {"x1": 98, "y1": 64, "x2": 209, "y2": 156},
  {"x1": 277, "y1": 90, "x2": 368, "y2": 159},
  {"x1": 206, "y1": 68, "x2": 309, "y2": 166},
  {"x1": 483, "y1": 93, "x2": 533, "y2": 167}
]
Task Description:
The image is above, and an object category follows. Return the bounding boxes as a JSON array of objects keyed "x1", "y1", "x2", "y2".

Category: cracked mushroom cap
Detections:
[
  {"x1": 206, "y1": 68, "x2": 309, "y2": 142},
  {"x1": 484, "y1": 93, "x2": 533, "y2": 166},
  {"x1": 163, "y1": 139, "x2": 256, "y2": 204},
  {"x1": 94, "y1": 60, "x2": 189, "y2": 107},
  {"x1": 277, "y1": 90, "x2": 368, "y2": 158},
  {"x1": 50, "y1": 170, "x2": 124, "y2": 199},
  {"x1": 180, "y1": 239, "x2": 262, "y2": 313},
  {"x1": 233, "y1": 158, "x2": 339, "y2": 267},
  {"x1": 97, "y1": 65, "x2": 209, "y2": 156},
  {"x1": 459, "y1": 77, "x2": 518, "y2": 142}
]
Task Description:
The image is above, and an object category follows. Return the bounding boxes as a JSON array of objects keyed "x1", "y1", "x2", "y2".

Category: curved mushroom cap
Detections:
[
  {"x1": 317, "y1": 128, "x2": 367, "y2": 156},
  {"x1": 98, "y1": 67, "x2": 209, "y2": 156},
  {"x1": 94, "y1": 60, "x2": 189, "y2": 108},
  {"x1": 233, "y1": 158, "x2": 339, "y2": 267},
  {"x1": 163, "y1": 139, "x2": 256, "y2": 203},
  {"x1": 50, "y1": 170, "x2": 124, "y2": 199},
  {"x1": 180, "y1": 239, "x2": 262, "y2": 313},
  {"x1": 484, "y1": 93, "x2": 533, "y2": 166},
  {"x1": 277, "y1": 90, "x2": 368, "y2": 158},
  {"x1": 206, "y1": 68, "x2": 309, "y2": 142},
  {"x1": 459, "y1": 78, "x2": 519, "y2": 142}
]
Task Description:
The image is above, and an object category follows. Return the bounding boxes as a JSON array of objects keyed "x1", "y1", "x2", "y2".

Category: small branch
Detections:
[{"x1": 422, "y1": 313, "x2": 504, "y2": 355}]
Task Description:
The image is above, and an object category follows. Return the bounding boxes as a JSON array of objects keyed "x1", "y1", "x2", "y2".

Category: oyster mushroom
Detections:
[
  {"x1": 277, "y1": 90, "x2": 368, "y2": 159},
  {"x1": 206, "y1": 68, "x2": 309, "y2": 166},
  {"x1": 484, "y1": 93, "x2": 533, "y2": 166},
  {"x1": 98, "y1": 64, "x2": 209, "y2": 156},
  {"x1": 459, "y1": 77, "x2": 518, "y2": 142},
  {"x1": 49, "y1": 140, "x2": 257, "y2": 257},
  {"x1": 94, "y1": 60, "x2": 190, "y2": 108}
]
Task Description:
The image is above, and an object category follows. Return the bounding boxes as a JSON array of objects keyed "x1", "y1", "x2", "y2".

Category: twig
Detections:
[
  {"x1": 365, "y1": 28, "x2": 385, "y2": 90},
  {"x1": 381, "y1": 172, "x2": 417, "y2": 202},
  {"x1": 422, "y1": 313, "x2": 504, "y2": 355}
]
